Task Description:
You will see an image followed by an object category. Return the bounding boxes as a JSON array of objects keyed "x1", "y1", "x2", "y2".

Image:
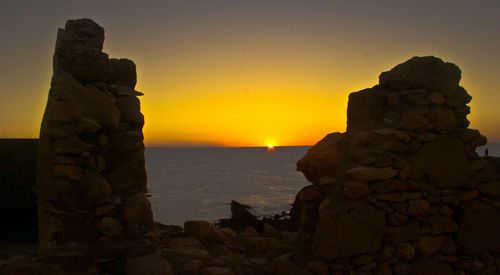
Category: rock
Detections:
[
  {"x1": 478, "y1": 181, "x2": 500, "y2": 197},
  {"x1": 439, "y1": 236, "x2": 458, "y2": 255},
  {"x1": 456, "y1": 200, "x2": 500, "y2": 254},
  {"x1": 429, "y1": 215, "x2": 458, "y2": 235},
  {"x1": 184, "y1": 220, "x2": 210, "y2": 240},
  {"x1": 379, "y1": 56, "x2": 461, "y2": 97},
  {"x1": 262, "y1": 223, "x2": 281, "y2": 239},
  {"x1": 410, "y1": 258, "x2": 453, "y2": 275},
  {"x1": 407, "y1": 199, "x2": 429, "y2": 216},
  {"x1": 169, "y1": 237, "x2": 203, "y2": 249},
  {"x1": 408, "y1": 136, "x2": 469, "y2": 188},
  {"x1": 296, "y1": 133, "x2": 345, "y2": 184},
  {"x1": 347, "y1": 167, "x2": 398, "y2": 181},
  {"x1": 375, "y1": 192, "x2": 410, "y2": 201},
  {"x1": 373, "y1": 262, "x2": 392, "y2": 275},
  {"x1": 125, "y1": 253, "x2": 174, "y2": 275},
  {"x1": 413, "y1": 235, "x2": 444, "y2": 257},
  {"x1": 343, "y1": 181, "x2": 370, "y2": 199},
  {"x1": 99, "y1": 217, "x2": 123, "y2": 236},
  {"x1": 239, "y1": 226, "x2": 259, "y2": 238},
  {"x1": 181, "y1": 259, "x2": 204, "y2": 272},
  {"x1": 116, "y1": 96, "x2": 144, "y2": 128},
  {"x1": 393, "y1": 262, "x2": 412, "y2": 275},
  {"x1": 37, "y1": 18, "x2": 153, "y2": 257},
  {"x1": 306, "y1": 261, "x2": 329, "y2": 275},
  {"x1": 386, "y1": 221, "x2": 421, "y2": 243},
  {"x1": 394, "y1": 243, "x2": 415, "y2": 260},
  {"x1": 353, "y1": 254, "x2": 374, "y2": 265},
  {"x1": 369, "y1": 180, "x2": 417, "y2": 193},
  {"x1": 427, "y1": 91, "x2": 445, "y2": 104},
  {"x1": 202, "y1": 266, "x2": 235, "y2": 275},
  {"x1": 313, "y1": 204, "x2": 385, "y2": 259}
]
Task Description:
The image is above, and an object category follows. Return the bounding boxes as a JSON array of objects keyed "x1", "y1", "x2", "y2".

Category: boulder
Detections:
[
  {"x1": 313, "y1": 204, "x2": 385, "y2": 259},
  {"x1": 456, "y1": 200, "x2": 500, "y2": 254},
  {"x1": 408, "y1": 136, "x2": 469, "y2": 188},
  {"x1": 125, "y1": 253, "x2": 174, "y2": 275},
  {"x1": 184, "y1": 220, "x2": 210, "y2": 240},
  {"x1": 379, "y1": 56, "x2": 461, "y2": 97}
]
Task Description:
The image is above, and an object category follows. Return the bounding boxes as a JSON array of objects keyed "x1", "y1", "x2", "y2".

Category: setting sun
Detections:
[{"x1": 267, "y1": 144, "x2": 275, "y2": 151}]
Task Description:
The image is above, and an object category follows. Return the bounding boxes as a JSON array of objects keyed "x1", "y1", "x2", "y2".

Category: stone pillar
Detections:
[
  {"x1": 296, "y1": 56, "x2": 500, "y2": 274},
  {"x1": 37, "y1": 18, "x2": 153, "y2": 259}
]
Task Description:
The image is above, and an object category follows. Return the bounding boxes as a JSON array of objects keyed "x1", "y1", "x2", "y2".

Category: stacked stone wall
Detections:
[{"x1": 296, "y1": 56, "x2": 500, "y2": 274}]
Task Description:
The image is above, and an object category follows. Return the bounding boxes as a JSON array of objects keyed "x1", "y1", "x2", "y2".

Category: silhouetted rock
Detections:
[
  {"x1": 28, "y1": 18, "x2": 156, "y2": 274},
  {"x1": 296, "y1": 56, "x2": 500, "y2": 274}
]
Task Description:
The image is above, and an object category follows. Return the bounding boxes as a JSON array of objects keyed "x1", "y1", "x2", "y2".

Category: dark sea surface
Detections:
[{"x1": 145, "y1": 146, "x2": 311, "y2": 226}]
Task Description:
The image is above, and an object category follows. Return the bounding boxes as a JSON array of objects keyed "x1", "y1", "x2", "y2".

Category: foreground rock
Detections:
[
  {"x1": 0, "y1": 18, "x2": 158, "y2": 274},
  {"x1": 296, "y1": 56, "x2": 500, "y2": 274}
]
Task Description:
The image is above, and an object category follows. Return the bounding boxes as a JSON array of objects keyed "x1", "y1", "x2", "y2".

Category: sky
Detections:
[{"x1": 1, "y1": 0, "x2": 499, "y2": 147}]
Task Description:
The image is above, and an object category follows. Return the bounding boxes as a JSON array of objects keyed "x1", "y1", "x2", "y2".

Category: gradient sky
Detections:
[{"x1": 1, "y1": 0, "x2": 499, "y2": 146}]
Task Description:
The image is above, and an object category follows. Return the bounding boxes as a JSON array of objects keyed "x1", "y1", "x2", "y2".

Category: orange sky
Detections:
[{"x1": 1, "y1": 1, "x2": 500, "y2": 146}]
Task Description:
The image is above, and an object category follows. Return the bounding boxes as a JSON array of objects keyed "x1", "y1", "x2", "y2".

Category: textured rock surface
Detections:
[
  {"x1": 296, "y1": 56, "x2": 500, "y2": 274},
  {"x1": 33, "y1": 18, "x2": 156, "y2": 274}
]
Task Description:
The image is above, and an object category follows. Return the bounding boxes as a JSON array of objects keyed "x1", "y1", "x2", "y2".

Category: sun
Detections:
[{"x1": 267, "y1": 144, "x2": 275, "y2": 151}]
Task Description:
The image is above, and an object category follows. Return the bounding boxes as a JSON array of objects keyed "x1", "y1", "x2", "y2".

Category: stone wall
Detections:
[
  {"x1": 34, "y1": 18, "x2": 166, "y2": 273},
  {"x1": 296, "y1": 56, "x2": 500, "y2": 274}
]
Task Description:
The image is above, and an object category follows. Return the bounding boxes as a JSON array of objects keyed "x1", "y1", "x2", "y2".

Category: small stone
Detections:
[
  {"x1": 307, "y1": 261, "x2": 329, "y2": 275},
  {"x1": 377, "y1": 245, "x2": 394, "y2": 261},
  {"x1": 239, "y1": 226, "x2": 259, "y2": 238},
  {"x1": 217, "y1": 228, "x2": 236, "y2": 239},
  {"x1": 429, "y1": 215, "x2": 458, "y2": 235},
  {"x1": 392, "y1": 262, "x2": 412, "y2": 274},
  {"x1": 95, "y1": 204, "x2": 115, "y2": 216},
  {"x1": 373, "y1": 262, "x2": 392, "y2": 275},
  {"x1": 388, "y1": 212, "x2": 407, "y2": 226},
  {"x1": 394, "y1": 243, "x2": 415, "y2": 260},
  {"x1": 407, "y1": 199, "x2": 430, "y2": 216},
  {"x1": 470, "y1": 159, "x2": 488, "y2": 171},
  {"x1": 439, "y1": 204, "x2": 454, "y2": 216},
  {"x1": 97, "y1": 134, "x2": 108, "y2": 146},
  {"x1": 456, "y1": 190, "x2": 479, "y2": 201},
  {"x1": 375, "y1": 192, "x2": 410, "y2": 202},
  {"x1": 414, "y1": 235, "x2": 444, "y2": 257},
  {"x1": 99, "y1": 217, "x2": 123, "y2": 236},
  {"x1": 125, "y1": 253, "x2": 174, "y2": 275},
  {"x1": 353, "y1": 254, "x2": 374, "y2": 265},
  {"x1": 263, "y1": 223, "x2": 281, "y2": 239},
  {"x1": 52, "y1": 164, "x2": 82, "y2": 180},
  {"x1": 182, "y1": 259, "x2": 204, "y2": 272},
  {"x1": 202, "y1": 266, "x2": 235, "y2": 275},
  {"x1": 398, "y1": 164, "x2": 412, "y2": 180},
  {"x1": 343, "y1": 181, "x2": 370, "y2": 199},
  {"x1": 347, "y1": 166, "x2": 398, "y2": 181},
  {"x1": 427, "y1": 92, "x2": 445, "y2": 104},
  {"x1": 478, "y1": 181, "x2": 500, "y2": 197},
  {"x1": 184, "y1": 220, "x2": 210, "y2": 240},
  {"x1": 123, "y1": 206, "x2": 141, "y2": 226}
]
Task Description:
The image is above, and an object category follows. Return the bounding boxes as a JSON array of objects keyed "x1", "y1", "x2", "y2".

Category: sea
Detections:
[
  {"x1": 145, "y1": 142, "x2": 500, "y2": 226},
  {"x1": 145, "y1": 146, "x2": 311, "y2": 226}
]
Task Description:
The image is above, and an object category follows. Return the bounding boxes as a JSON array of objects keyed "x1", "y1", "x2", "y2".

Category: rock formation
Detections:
[
  {"x1": 9, "y1": 18, "x2": 167, "y2": 274},
  {"x1": 296, "y1": 56, "x2": 500, "y2": 274}
]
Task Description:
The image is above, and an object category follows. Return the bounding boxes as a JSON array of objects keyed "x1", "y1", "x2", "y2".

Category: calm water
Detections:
[{"x1": 145, "y1": 146, "x2": 311, "y2": 226}]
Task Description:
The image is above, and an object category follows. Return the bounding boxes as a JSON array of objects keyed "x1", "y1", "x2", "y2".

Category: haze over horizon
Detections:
[{"x1": 1, "y1": 0, "x2": 500, "y2": 147}]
